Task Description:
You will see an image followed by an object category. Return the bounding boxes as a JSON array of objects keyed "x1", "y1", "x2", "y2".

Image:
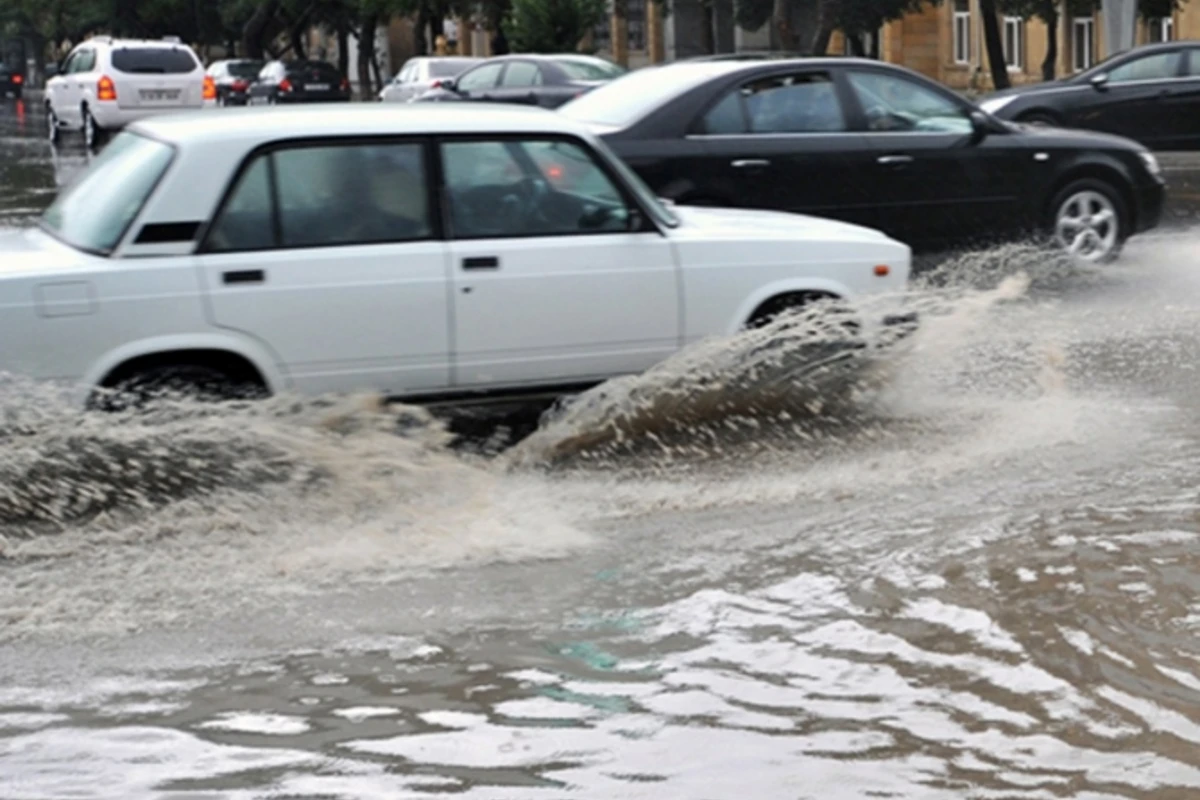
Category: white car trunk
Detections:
[{"x1": 116, "y1": 72, "x2": 203, "y2": 109}]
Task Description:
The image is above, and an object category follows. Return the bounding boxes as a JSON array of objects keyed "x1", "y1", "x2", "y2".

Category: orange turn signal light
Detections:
[{"x1": 874, "y1": 264, "x2": 890, "y2": 277}]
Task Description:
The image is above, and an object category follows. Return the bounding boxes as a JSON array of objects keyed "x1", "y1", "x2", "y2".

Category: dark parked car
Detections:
[
  {"x1": 206, "y1": 58, "x2": 264, "y2": 106},
  {"x1": 0, "y1": 61, "x2": 23, "y2": 99},
  {"x1": 414, "y1": 54, "x2": 625, "y2": 109},
  {"x1": 979, "y1": 41, "x2": 1200, "y2": 151},
  {"x1": 558, "y1": 57, "x2": 1166, "y2": 262},
  {"x1": 249, "y1": 59, "x2": 351, "y2": 104}
]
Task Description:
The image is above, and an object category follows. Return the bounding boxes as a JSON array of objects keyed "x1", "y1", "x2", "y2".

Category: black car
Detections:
[
  {"x1": 0, "y1": 61, "x2": 23, "y2": 99},
  {"x1": 249, "y1": 59, "x2": 351, "y2": 105},
  {"x1": 979, "y1": 41, "x2": 1200, "y2": 151},
  {"x1": 558, "y1": 58, "x2": 1166, "y2": 261},
  {"x1": 414, "y1": 54, "x2": 625, "y2": 109},
  {"x1": 206, "y1": 58, "x2": 264, "y2": 106}
]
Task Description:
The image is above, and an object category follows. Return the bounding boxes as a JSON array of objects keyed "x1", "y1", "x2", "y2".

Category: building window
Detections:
[
  {"x1": 592, "y1": 0, "x2": 647, "y2": 54},
  {"x1": 1073, "y1": 17, "x2": 1095, "y2": 71},
  {"x1": 1003, "y1": 16, "x2": 1024, "y2": 71},
  {"x1": 1148, "y1": 16, "x2": 1173, "y2": 42},
  {"x1": 953, "y1": 0, "x2": 971, "y2": 64}
]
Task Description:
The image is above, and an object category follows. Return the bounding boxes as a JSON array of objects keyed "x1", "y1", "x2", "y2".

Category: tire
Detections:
[
  {"x1": 46, "y1": 105, "x2": 59, "y2": 145},
  {"x1": 94, "y1": 364, "x2": 268, "y2": 412},
  {"x1": 1048, "y1": 178, "x2": 1128, "y2": 264},
  {"x1": 746, "y1": 291, "x2": 859, "y2": 335},
  {"x1": 82, "y1": 106, "x2": 106, "y2": 151},
  {"x1": 1019, "y1": 111, "x2": 1058, "y2": 127}
]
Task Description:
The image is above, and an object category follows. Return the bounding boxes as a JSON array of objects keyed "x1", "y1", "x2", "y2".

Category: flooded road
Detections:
[{"x1": 1, "y1": 98, "x2": 1198, "y2": 799}]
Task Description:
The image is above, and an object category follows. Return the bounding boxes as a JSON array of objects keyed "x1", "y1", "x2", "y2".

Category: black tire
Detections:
[
  {"x1": 82, "y1": 106, "x2": 106, "y2": 151},
  {"x1": 46, "y1": 105, "x2": 59, "y2": 145},
  {"x1": 93, "y1": 364, "x2": 268, "y2": 412},
  {"x1": 1047, "y1": 177, "x2": 1128, "y2": 264},
  {"x1": 1018, "y1": 111, "x2": 1058, "y2": 127}
]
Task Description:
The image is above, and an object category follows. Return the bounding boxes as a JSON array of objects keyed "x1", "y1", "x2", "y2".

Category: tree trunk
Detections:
[
  {"x1": 772, "y1": 0, "x2": 793, "y2": 50},
  {"x1": 358, "y1": 14, "x2": 378, "y2": 101},
  {"x1": 242, "y1": 0, "x2": 280, "y2": 60},
  {"x1": 1041, "y1": 11, "x2": 1057, "y2": 81},
  {"x1": 701, "y1": 1, "x2": 716, "y2": 54},
  {"x1": 415, "y1": 6, "x2": 429, "y2": 55},
  {"x1": 978, "y1": 0, "x2": 1010, "y2": 90},
  {"x1": 337, "y1": 23, "x2": 350, "y2": 77},
  {"x1": 809, "y1": 0, "x2": 836, "y2": 56},
  {"x1": 847, "y1": 33, "x2": 865, "y2": 57}
]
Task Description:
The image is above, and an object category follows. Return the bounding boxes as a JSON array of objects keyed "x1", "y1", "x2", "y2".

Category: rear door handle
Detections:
[
  {"x1": 223, "y1": 269, "x2": 265, "y2": 285},
  {"x1": 877, "y1": 155, "x2": 914, "y2": 165},
  {"x1": 462, "y1": 256, "x2": 499, "y2": 270},
  {"x1": 731, "y1": 159, "x2": 770, "y2": 168}
]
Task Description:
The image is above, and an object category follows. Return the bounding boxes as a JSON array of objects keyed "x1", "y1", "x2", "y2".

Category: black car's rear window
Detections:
[
  {"x1": 112, "y1": 47, "x2": 198, "y2": 74},
  {"x1": 287, "y1": 61, "x2": 340, "y2": 79}
]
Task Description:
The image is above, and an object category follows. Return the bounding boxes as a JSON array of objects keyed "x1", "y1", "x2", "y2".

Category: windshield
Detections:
[
  {"x1": 430, "y1": 59, "x2": 479, "y2": 77},
  {"x1": 226, "y1": 60, "x2": 263, "y2": 78},
  {"x1": 40, "y1": 132, "x2": 175, "y2": 254},
  {"x1": 560, "y1": 63, "x2": 730, "y2": 128},
  {"x1": 556, "y1": 57, "x2": 626, "y2": 82}
]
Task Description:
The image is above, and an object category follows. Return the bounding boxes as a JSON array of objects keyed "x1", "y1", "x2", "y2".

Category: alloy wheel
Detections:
[{"x1": 1054, "y1": 189, "x2": 1119, "y2": 263}]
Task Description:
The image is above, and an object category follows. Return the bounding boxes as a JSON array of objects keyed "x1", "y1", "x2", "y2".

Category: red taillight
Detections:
[
  {"x1": 231, "y1": 79, "x2": 248, "y2": 92},
  {"x1": 202, "y1": 75, "x2": 217, "y2": 101},
  {"x1": 430, "y1": 79, "x2": 443, "y2": 89},
  {"x1": 12, "y1": 74, "x2": 22, "y2": 85},
  {"x1": 279, "y1": 78, "x2": 293, "y2": 92},
  {"x1": 340, "y1": 77, "x2": 349, "y2": 91},
  {"x1": 97, "y1": 75, "x2": 116, "y2": 101}
]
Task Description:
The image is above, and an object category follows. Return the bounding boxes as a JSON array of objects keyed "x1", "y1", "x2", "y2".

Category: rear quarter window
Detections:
[{"x1": 111, "y1": 47, "x2": 198, "y2": 75}]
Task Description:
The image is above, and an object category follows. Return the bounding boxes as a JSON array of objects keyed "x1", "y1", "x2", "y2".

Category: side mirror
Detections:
[
  {"x1": 968, "y1": 109, "x2": 991, "y2": 141},
  {"x1": 1090, "y1": 73, "x2": 1109, "y2": 90}
]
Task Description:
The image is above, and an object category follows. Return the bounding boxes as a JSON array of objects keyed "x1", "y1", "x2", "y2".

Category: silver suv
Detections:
[{"x1": 45, "y1": 36, "x2": 211, "y2": 149}]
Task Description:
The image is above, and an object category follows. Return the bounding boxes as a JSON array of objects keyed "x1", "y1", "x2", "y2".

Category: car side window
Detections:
[
  {"x1": 502, "y1": 61, "x2": 542, "y2": 87},
  {"x1": 441, "y1": 138, "x2": 633, "y2": 239},
  {"x1": 743, "y1": 73, "x2": 846, "y2": 133},
  {"x1": 701, "y1": 91, "x2": 747, "y2": 134},
  {"x1": 846, "y1": 70, "x2": 972, "y2": 134},
  {"x1": 206, "y1": 142, "x2": 431, "y2": 253},
  {"x1": 457, "y1": 62, "x2": 503, "y2": 92},
  {"x1": 1106, "y1": 51, "x2": 1181, "y2": 83},
  {"x1": 1186, "y1": 49, "x2": 1200, "y2": 77}
]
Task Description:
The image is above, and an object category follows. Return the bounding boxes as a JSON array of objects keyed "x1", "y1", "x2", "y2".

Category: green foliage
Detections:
[{"x1": 505, "y1": 0, "x2": 607, "y2": 51}]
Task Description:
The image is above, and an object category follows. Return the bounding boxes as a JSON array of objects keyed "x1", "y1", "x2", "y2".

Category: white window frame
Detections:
[
  {"x1": 953, "y1": 5, "x2": 971, "y2": 65},
  {"x1": 1003, "y1": 16, "x2": 1025, "y2": 72},
  {"x1": 1073, "y1": 17, "x2": 1095, "y2": 72},
  {"x1": 1148, "y1": 16, "x2": 1173, "y2": 42}
]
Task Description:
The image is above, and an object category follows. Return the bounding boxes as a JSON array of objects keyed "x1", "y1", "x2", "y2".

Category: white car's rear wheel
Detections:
[
  {"x1": 83, "y1": 107, "x2": 106, "y2": 151},
  {"x1": 46, "y1": 106, "x2": 59, "y2": 144}
]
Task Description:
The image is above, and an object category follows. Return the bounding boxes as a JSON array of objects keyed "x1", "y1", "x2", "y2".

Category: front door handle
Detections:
[
  {"x1": 223, "y1": 269, "x2": 265, "y2": 285},
  {"x1": 877, "y1": 154, "x2": 914, "y2": 165},
  {"x1": 731, "y1": 158, "x2": 770, "y2": 168},
  {"x1": 462, "y1": 256, "x2": 499, "y2": 270}
]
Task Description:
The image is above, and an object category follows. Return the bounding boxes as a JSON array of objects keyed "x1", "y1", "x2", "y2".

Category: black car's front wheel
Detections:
[{"x1": 1049, "y1": 178, "x2": 1127, "y2": 264}]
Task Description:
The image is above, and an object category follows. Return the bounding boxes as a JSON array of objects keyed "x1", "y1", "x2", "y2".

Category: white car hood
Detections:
[
  {"x1": 670, "y1": 204, "x2": 894, "y2": 244},
  {"x1": 0, "y1": 227, "x2": 93, "y2": 275}
]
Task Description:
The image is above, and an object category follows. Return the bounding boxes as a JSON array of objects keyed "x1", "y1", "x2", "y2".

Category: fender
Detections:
[
  {"x1": 73, "y1": 332, "x2": 289, "y2": 408},
  {"x1": 728, "y1": 277, "x2": 857, "y2": 336}
]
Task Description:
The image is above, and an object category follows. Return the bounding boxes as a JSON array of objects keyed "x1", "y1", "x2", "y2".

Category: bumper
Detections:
[
  {"x1": 1134, "y1": 180, "x2": 1165, "y2": 234},
  {"x1": 91, "y1": 103, "x2": 205, "y2": 129},
  {"x1": 277, "y1": 93, "x2": 352, "y2": 103}
]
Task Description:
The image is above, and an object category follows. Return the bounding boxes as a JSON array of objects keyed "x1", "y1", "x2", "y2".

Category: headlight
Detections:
[
  {"x1": 1138, "y1": 151, "x2": 1162, "y2": 179},
  {"x1": 978, "y1": 95, "x2": 1017, "y2": 114}
]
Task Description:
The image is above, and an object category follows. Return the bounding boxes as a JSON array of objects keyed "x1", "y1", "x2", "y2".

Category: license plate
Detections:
[
  {"x1": 306, "y1": 83, "x2": 329, "y2": 91},
  {"x1": 139, "y1": 89, "x2": 181, "y2": 102}
]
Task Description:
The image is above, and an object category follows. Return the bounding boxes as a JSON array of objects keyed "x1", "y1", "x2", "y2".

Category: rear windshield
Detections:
[
  {"x1": 556, "y1": 58, "x2": 625, "y2": 82},
  {"x1": 226, "y1": 60, "x2": 263, "y2": 78},
  {"x1": 287, "y1": 61, "x2": 340, "y2": 78},
  {"x1": 430, "y1": 59, "x2": 480, "y2": 77},
  {"x1": 559, "y1": 64, "x2": 729, "y2": 128},
  {"x1": 40, "y1": 132, "x2": 175, "y2": 254},
  {"x1": 112, "y1": 46, "x2": 198, "y2": 74}
]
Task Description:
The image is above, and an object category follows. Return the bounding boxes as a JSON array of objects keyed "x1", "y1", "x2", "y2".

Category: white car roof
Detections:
[{"x1": 129, "y1": 103, "x2": 597, "y2": 147}]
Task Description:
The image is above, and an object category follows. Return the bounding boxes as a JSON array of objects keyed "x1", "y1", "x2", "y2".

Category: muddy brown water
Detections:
[{"x1": 1, "y1": 98, "x2": 1198, "y2": 799}]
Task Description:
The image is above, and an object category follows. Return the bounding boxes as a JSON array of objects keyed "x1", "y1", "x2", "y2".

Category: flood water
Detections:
[{"x1": 1, "y1": 99, "x2": 1198, "y2": 799}]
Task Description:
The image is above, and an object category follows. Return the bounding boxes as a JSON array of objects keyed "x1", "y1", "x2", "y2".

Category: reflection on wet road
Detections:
[{"x1": 0, "y1": 98, "x2": 1198, "y2": 799}]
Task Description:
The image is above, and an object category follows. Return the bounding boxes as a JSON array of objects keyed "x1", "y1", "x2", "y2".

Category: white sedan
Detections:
[{"x1": 1, "y1": 103, "x2": 914, "y2": 408}]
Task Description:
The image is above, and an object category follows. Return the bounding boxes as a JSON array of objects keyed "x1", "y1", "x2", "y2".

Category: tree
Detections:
[
  {"x1": 978, "y1": 0, "x2": 1009, "y2": 89},
  {"x1": 505, "y1": 0, "x2": 606, "y2": 52}
]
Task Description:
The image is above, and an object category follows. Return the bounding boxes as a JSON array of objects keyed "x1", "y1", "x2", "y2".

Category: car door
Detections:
[
  {"x1": 686, "y1": 69, "x2": 878, "y2": 230},
  {"x1": 438, "y1": 135, "x2": 679, "y2": 388},
  {"x1": 840, "y1": 66, "x2": 1012, "y2": 250},
  {"x1": 58, "y1": 49, "x2": 91, "y2": 127},
  {"x1": 46, "y1": 51, "x2": 78, "y2": 125},
  {"x1": 1171, "y1": 48, "x2": 1200, "y2": 150},
  {"x1": 452, "y1": 61, "x2": 504, "y2": 100},
  {"x1": 480, "y1": 59, "x2": 543, "y2": 105},
  {"x1": 1072, "y1": 48, "x2": 1183, "y2": 148},
  {"x1": 195, "y1": 138, "x2": 453, "y2": 396}
]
